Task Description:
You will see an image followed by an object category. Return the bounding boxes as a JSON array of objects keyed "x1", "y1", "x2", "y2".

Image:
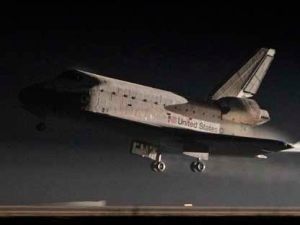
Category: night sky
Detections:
[{"x1": 1, "y1": 4, "x2": 300, "y2": 206}]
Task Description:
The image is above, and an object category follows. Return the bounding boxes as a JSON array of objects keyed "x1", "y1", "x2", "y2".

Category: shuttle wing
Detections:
[
  {"x1": 211, "y1": 48, "x2": 275, "y2": 100},
  {"x1": 164, "y1": 126, "x2": 291, "y2": 158},
  {"x1": 279, "y1": 141, "x2": 300, "y2": 153}
]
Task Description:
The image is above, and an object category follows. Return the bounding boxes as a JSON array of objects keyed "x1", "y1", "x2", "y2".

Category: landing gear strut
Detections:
[
  {"x1": 150, "y1": 153, "x2": 166, "y2": 172},
  {"x1": 190, "y1": 159, "x2": 206, "y2": 172}
]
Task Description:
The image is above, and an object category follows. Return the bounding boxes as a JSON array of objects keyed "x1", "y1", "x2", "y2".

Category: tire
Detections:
[
  {"x1": 151, "y1": 161, "x2": 158, "y2": 172},
  {"x1": 156, "y1": 161, "x2": 166, "y2": 172},
  {"x1": 196, "y1": 161, "x2": 205, "y2": 172},
  {"x1": 190, "y1": 161, "x2": 197, "y2": 172}
]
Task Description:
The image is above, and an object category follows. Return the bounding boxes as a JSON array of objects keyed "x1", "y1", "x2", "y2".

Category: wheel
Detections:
[
  {"x1": 195, "y1": 161, "x2": 205, "y2": 172},
  {"x1": 156, "y1": 161, "x2": 166, "y2": 172},
  {"x1": 151, "y1": 161, "x2": 158, "y2": 172},
  {"x1": 190, "y1": 161, "x2": 206, "y2": 172},
  {"x1": 190, "y1": 161, "x2": 198, "y2": 172},
  {"x1": 36, "y1": 122, "x2": 46, "y2": 131}
]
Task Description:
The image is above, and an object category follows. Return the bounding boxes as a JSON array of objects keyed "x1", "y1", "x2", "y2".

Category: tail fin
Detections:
[{"x1": 210, "y1": 48, "x2": 275, "y2": 100}]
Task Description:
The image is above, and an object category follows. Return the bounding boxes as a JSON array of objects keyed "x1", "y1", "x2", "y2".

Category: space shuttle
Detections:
[{"x1": 19, "y1": 48, "x2": 295, "y2": 172}]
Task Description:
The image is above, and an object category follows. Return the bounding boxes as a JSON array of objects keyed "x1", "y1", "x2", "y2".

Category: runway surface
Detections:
[{"x1": 2, "y1": 206, "x2": 300, "y2": 217}]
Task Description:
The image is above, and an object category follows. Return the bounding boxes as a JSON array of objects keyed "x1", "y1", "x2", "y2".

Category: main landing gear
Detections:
[
  {"x1": 150, "y1": 153, "x2": 166, "y2": 172},
  {"x1": 130, "y1": 140, "x2": 207, "y2": 173},
  {"x1": 150, "y1": 154, "x2": 206, "y2": 173},
  {"x1": 190, "y1": 159, "x2": 206, "y2": 172}
]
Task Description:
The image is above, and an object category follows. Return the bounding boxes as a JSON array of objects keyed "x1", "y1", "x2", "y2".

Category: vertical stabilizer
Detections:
[{"x1": 211, "y1": 48, "x2": 275, "y2": 100}]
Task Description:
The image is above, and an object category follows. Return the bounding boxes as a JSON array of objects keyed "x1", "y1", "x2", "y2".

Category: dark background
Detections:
[{"x1": 1, "y1": 4, "x2": 300, "y2": 206}]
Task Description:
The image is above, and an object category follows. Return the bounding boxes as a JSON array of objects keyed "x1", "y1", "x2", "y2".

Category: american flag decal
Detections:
[{"x1": 167, "y1": 115, "x2": 177, "y2": 124}]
